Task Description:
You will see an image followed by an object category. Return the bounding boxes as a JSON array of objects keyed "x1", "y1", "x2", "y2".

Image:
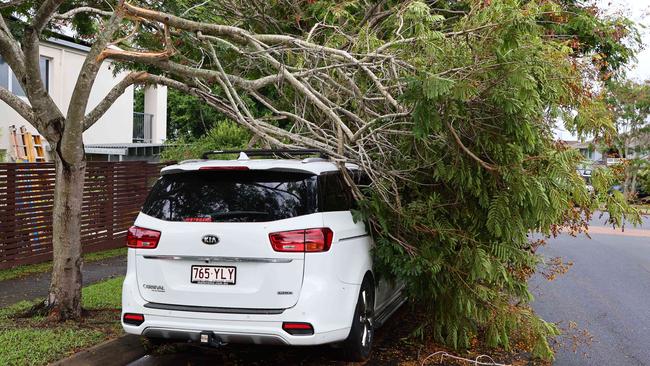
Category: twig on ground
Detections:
[{"x1": 420, "y1": 351, "x2": 511, "y2": 366}]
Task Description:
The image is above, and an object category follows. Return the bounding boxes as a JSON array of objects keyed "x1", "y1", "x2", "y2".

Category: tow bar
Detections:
[{"x1": 199, "y1": 331, "x2": 227, "y2": 348}]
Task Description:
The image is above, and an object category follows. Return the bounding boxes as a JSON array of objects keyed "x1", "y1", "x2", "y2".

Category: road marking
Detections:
[{"x1": 587, "y1": 226, "x2": 650, "y2": 238}]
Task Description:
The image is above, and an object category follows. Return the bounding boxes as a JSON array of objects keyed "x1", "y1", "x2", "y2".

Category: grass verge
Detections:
[
  {"x1": 0, "y1": 276, "x2": 125, "y2": 366},
  {"x1": 0, "y1": 247, "x2": 127, "y2": 282}
]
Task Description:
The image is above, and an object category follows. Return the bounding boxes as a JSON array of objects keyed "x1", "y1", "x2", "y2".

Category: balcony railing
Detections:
[
  {"x1": 606, "y1": 157, "x2": 623, "y2": 166},
  {"x1": 133, "y1": 112, "x2": 153, "y2": 143}
]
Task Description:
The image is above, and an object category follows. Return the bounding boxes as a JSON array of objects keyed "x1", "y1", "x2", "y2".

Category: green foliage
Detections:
[
  {"x1": 346, "y1": 0, "x2": 640, "y2": 360},
  {"x1": 0, "y1": 301, "x2": 36, "y2": 320},
  {"x1": 639, "y1": 169, "x2": 650, "y2": 196},
  {"x1": 602, "y1": 80, "x2": 650, "y2": 199},
  {"x1": 161, "y1": 120, "x2": 250, "y2": 161},
  {"x1": 541, "y1": 1, "x2": 640, "y2": 76},
  {"x1": 166, "y1": 89, "x2": 240, "y2": 139}
]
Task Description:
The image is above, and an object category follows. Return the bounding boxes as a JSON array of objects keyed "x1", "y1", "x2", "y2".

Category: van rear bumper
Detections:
[
  {"x1": 131, "y1": 320, "x2": 350, "y2": 346},
  {"x1": 122, "y1": 308, "x2": 353, "y2": 346},
  {"x1": 121, "y1": 267, "x2": 360, "y2": 346}
]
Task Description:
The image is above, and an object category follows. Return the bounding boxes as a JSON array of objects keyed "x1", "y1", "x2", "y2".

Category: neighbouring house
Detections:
[
  {"x1": 565, "y1": 135, "x2": 650, "y2": 179},
  {"x1": 0, "y1": 34, "x2": 168, "y2": 163}
]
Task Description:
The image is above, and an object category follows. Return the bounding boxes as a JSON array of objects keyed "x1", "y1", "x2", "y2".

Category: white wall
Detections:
[
  {"x1": 0, "y1": 39, "x2": 134, "y2": 161},
  {"x1": 144, "y1": 85, "x2": 167, "y2": 143}
]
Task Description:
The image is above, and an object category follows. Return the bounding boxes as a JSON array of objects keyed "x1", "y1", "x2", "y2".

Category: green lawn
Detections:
[
  {"x1": 0, "y1": 247, "x2": 127, "y2": 282},
  {"x1": 82, "y1": 276, "x2": 124, "y2": 310},
  {"x1": 0, "y1": 276, "x2": 125, "y2": 366}
]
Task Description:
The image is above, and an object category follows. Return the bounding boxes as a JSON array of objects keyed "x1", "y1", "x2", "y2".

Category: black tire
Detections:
[{"x1": 342, "y1": 276, "x2": 375, "y2": 362}]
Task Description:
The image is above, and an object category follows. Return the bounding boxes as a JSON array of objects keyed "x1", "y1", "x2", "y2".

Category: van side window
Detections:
[
  {"x1": 353, "y1": 171, "x2": 371, "y2": 187},
  {"x1": 350, "y1": 171, "x2": 371, "y2": 209},
  {"x1": 319, "y1": 173, "x2": 352, "y2": 212}
]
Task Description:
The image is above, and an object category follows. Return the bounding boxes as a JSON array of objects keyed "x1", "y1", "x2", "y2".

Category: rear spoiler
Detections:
[
  {"x1": 160, "y1": 166, "x2": 321, "y2": 176},
  {"x1": 201, "y1": 149, "x2": 328, "y2": 160}
]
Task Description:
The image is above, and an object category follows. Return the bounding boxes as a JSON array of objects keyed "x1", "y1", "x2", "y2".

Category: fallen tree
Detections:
[{"x1": 0, "y1": 0, "x2": 640, "y2": 359}]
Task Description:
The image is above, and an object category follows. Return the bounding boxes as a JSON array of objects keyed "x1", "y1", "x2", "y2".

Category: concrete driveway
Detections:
[{"x1": 530, "y1": 215, "x2": 650, "y2": 365}]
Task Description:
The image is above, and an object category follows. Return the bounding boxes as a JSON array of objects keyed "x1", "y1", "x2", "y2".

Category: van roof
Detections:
[{"x1": 161, "y1": 158, "x2": 359, "y2": 175}]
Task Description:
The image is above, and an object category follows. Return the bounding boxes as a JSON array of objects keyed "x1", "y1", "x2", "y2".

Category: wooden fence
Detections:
[{"x1": 0, "y1": 161, "x2": 164, "y2": 269}]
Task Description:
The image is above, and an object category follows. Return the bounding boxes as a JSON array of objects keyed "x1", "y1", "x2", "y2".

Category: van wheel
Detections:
[{"x1": 342, "y1": 277, "x2": 375, "y2": 362}]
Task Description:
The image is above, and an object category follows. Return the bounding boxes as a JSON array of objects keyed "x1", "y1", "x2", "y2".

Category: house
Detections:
[
  {"x1": 0, "y1": 34, "x2": 168, "y2": 162},
  {"x1": 565, "y1": 135, "x2": 650, "y2": 178}
]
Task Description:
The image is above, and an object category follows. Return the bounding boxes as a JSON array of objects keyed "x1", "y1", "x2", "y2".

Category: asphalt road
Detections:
[{"x1": 530, "y1": 216, "x2": 650, "y2": 366}]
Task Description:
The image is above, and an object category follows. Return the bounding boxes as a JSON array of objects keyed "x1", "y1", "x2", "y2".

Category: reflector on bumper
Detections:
[{"x1": 282, "y1": 322, "x2": 314, "y2": 335}]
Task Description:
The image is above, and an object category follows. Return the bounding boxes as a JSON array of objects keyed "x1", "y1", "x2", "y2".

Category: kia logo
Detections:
[{"x1": 202, "y1": 235, "x2": 219, "y2": 245}]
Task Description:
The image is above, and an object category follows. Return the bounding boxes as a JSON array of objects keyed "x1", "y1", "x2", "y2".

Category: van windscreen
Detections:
[{"x1": 142, "y1": 170, "x2": 318, "y2": 222}]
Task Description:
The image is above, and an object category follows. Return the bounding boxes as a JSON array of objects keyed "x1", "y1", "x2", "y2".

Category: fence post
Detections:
[
  {"x1": 106, "y1": 163, "x2": 115, "y2": 242},
  {"x1": 0, "y1": 165, "x2": 17, "y2": 261}
]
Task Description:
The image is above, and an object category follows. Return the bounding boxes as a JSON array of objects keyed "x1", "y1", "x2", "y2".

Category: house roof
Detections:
[
  {"x1": 8, "y1": 16, "x2": 92, "y2": 52},
  {"x1": 562, "y1": 140, "x2": 591, "y2": 149},
  {"x1": 85, "y1": 143, "x2": 169, "y2": 156},
  {"x1": 44, "y1": 36, "x2": 90, "y2": 53},
  {"x1": 566, "y1": 132, "x2": 650, "y2": 150}
]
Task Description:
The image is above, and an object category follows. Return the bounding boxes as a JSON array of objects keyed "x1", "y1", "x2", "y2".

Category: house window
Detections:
[
  {"x1": 0, "y1": 55, "x2": 50, "y2": 96},
  {"x1": 0, "y1": 57, "x2": 8, "y2": 89},
  {"x1": 40, "y1": 57, "x2": 50, "y2": 92}
]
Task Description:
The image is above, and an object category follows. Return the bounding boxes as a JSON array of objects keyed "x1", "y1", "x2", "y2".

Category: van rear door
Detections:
[{"x1": 133, "y1": 169, "x2": 320, "y2": 310}]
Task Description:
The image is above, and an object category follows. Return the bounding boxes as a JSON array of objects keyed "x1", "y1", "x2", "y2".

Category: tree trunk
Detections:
[
  {"x1": 623, "y1": 164, "x2": 632, "y2": 200},
  {"x1": 623, "y1": 138, "x2": 632, "y2": 200},
  {"x1": 630, "y1": 167, "x2": 638, "y2": 201},
  {"x1": 47, "y1": 149, "x2": 86, "y2": 320}
]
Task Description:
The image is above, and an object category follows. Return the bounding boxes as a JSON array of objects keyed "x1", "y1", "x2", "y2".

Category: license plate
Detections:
[{"x1": 191, "y1": 265, "x2": 236, "y2": 285}]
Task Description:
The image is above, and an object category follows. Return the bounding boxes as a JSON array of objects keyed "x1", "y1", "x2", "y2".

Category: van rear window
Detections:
[{"x1": 142, "y1": 171, "x2": 318, "y2": 222}]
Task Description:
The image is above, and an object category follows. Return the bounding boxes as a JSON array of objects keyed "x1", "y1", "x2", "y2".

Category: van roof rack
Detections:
[{"x1": 201, "y1": 149, "x2": 328, "y2": 160}]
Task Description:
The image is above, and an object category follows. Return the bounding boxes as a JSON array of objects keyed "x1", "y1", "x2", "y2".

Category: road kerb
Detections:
[
  {"x1": 587, "y1": 225, "x2": 650, "y2": 238},
  {"x1": 52, "y1": 334, "x2": 146, "y2": 366}
]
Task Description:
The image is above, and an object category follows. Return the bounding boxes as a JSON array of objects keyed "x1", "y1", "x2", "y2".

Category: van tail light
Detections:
[
  {"x1": 126, "y1": 226, "x2": 161, "y2": 249},
  {"x1": 123, "y1": 313, "x2": 145, "y2": 326},
  {"x1": 269, "y1": 228, "x2": 333, "y2": 252},
  {"x1": 282, "y1": 322, "x2": 314, "y2": 335}
]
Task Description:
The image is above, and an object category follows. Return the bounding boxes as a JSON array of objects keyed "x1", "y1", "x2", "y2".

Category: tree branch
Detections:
[
  {"x1": 0, "y1": 15, "x2": 26, "y2": 78},
  {"x1": 21, "y1": 3, "x2": 66, "y2": 133},
  {"x1": 83, "y1": 71, "x2": 149, "y2": 131},
  {"x1": 64, "y1": 1, "x2": 126, "y2": 162},
  {"x1": 98, "y1": 47, "x2": 173, "y2": 63},
  {"x1": 0, "y1": 86, "x2": 35, "y2": 122},
  {"x1": 123, "y1": 2, "x2": 250, "y2": 42},
  {"x1": 32, "y1": 0, "x2": 67, "y2": 33},
  {"x1": 446, "y1": 121, "x2": 496, "y2": 171},
  {"x1": 54, "y1": 7, "x2": 113, "y2": 19}
]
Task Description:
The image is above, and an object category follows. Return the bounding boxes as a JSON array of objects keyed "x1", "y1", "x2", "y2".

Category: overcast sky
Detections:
[
  {"x1": 555, "y1": 0, "x2": 650, "y2": 140},
  {"x1": 600, "y1": 0, "x2": 650, "y2": 80}
]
